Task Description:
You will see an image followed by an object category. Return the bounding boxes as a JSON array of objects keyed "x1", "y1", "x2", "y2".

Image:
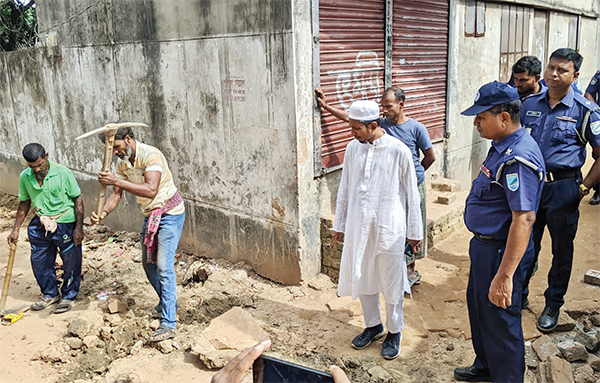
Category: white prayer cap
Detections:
[{"x1": 348, "y1": 100, "x2": 380, "y2": 121}]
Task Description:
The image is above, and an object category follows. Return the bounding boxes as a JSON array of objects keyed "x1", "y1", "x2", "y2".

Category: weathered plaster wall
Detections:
[{"x1": 0, "y1": 0, "x2": 307, "y2": 284}]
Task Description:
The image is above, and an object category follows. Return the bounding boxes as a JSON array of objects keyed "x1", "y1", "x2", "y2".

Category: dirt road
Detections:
[{"x1": 0, "y1": 191, "x2": 598, "y2": 383}]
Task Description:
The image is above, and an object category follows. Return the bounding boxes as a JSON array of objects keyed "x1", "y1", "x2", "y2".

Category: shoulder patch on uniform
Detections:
[
  {"x1": 526, "y1": 111, "x2": 542, "y2": 117},
  {"x1": 506, "y1": 173, "x2": 519, "y2": 192},
  {"x1": 591, "y1": 120, "x2": 600, "y2": 135}
]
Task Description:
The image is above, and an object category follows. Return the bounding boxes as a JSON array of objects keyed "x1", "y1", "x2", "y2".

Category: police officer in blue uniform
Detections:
[
  {"x1": 454, "y1": 81, "x2": 545, "y2": 382},
  {"x1": 584, "y1": 69, "x2": 600, "y2": 205},
  {"x1": 521, "y1": 48, "x2": 600, "y2": 332}
]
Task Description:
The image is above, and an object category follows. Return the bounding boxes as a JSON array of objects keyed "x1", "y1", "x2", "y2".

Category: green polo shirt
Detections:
[{"x1": 18, "y1": 160, "x2": 81, "y2": 223}]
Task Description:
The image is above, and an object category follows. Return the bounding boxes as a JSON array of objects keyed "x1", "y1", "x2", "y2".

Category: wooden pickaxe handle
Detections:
[
  {"x1": 96, "y1": 130, "x2": 117, "y2": 218},
  {"x1": 0, "y1": 242, "x2": 18, "y2": 312}
]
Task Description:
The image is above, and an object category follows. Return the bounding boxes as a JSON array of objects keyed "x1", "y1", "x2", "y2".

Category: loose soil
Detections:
[{"x1": 0, "y1": 191, "x2": 598, "y2": 383}]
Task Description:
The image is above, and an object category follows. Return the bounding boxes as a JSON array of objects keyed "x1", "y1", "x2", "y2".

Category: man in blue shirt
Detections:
[
  {"x1": 316, "y1": 87, "x2": 436, "y2": 286},
  {"x1": 521, "y1": 48, "x2": 600, "y2": 332},
  {"x1": 509, "y1": 56, "x2": 546, "y2": 100},
  {"x1": 584, "y1": 69, "x2": 600, "y2": 205},
  {"x1": 454, "y1": 81, "x2": 545, "y2": 383}
]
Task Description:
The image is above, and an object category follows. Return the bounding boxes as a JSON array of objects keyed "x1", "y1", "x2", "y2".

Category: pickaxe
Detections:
[{"x1": 75, "y1": 123, "x2": 148, "y2": 219}]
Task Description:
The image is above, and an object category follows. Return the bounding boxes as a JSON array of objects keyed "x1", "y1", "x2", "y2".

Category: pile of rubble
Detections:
[{"x1": 526, "y1": 313, "x2": 600, "y2": 383}]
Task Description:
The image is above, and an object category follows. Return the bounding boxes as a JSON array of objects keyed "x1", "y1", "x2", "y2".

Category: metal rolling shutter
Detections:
[
  {"x1": 392, "y1": 0, "x2": 449, "y2": 141},
  {"x1": 318, "y1": 0, "x2": 386, "y2": 169}
]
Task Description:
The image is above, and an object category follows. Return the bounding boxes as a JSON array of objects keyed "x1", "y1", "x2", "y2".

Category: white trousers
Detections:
[{"x1": 359, "y1": 294, "x2": 404, "y2": 334}]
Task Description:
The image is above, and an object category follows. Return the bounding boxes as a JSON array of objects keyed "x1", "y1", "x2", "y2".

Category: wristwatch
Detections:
[{"x1": 579, "y1": 184, "x2": 590, "y2": 196}]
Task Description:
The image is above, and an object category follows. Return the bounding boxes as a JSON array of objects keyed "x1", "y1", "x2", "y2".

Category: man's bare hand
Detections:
[
  {"x1": 98, "y1": 171, "x2": 119, "y2": 186},
  {"x1": 407, "y1": 239, "x2": 422, "y2": 253},
  {"x1": 7, "y1": 230, "x2": 19, "y2": 245},
  {"x1": 315, "y1": 88, "x2": 328, "y2": 109},
  {"x1": 90, "y1": 210, "x2": 107, "y2": 225},
  {"x1": 73, "y1": 226, "x2": 84, "y2": 246},
  {"x1": 210, "y1": 340, "x2": 271, "y2": 383},
  {"x1": 330, "y1": 231, "x2": 344, "y2": 248},
  {"x1": 489, "y1": 273, "x2": 513, "y2": 309}
]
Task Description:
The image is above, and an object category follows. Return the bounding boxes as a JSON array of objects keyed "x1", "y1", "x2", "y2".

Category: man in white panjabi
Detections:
[{"x1": 331, "y1": 100, "x2": 423, "y2": 360}]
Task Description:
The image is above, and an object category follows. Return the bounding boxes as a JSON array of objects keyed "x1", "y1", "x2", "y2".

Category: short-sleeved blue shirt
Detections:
[
  {"x1": 464, "y1": 128, "x2": 545, "y2": 240},
  {"x1": 585, "y1": 70, "x2": 600, "y2": 103},
  {"x1": 380, "y1": 118, "x2": 433, "y2": 185},
  {"x1": 520, "y1": 88, "x2": 600, "y2": 171}
]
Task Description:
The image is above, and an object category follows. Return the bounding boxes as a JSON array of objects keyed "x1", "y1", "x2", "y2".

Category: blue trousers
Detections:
[
  {"x1": 140, "y1": 212, "x2": 185, "y2": 329},
  {"x1": 468, "y1": 236, "x2": 534, "y2": 383},
  {"x1": 524, "y1": 176, "x2": 580, "y2": 309},
  {"x1": 28, "y1": 216, "x2": 82, "y2": 301}
]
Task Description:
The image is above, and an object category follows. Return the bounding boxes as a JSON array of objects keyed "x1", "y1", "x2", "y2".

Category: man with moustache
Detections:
[
  {"x1": 8, "y1": 143, "x2": 84, "y2": 314},
  {"x1": 330, "y1": 100, "x2": 423, "y2": 360},
  {"x1": 454, "y1": 81, "x2": 545, "y2": 382},
  {"x1": 510, "y1": 55, "x2": 546, "y2": 100},
  {"x1": 316, "y1": 87, "x2": 435, "y2": 286},
  {"x1": 521, "y1": 48, "x2": 600, "y2": 332},
  {"x1": 90, "y1": 127, "x2": 185, "y2": 342}
]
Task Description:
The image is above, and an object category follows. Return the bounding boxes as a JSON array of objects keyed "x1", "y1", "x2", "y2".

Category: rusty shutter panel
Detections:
[
  {"x1": 392, "y1": 0, "x2": 449, "y2": 141},
  {"x1": 319, "y1": 0, "x2": 386, "y2": 169}
]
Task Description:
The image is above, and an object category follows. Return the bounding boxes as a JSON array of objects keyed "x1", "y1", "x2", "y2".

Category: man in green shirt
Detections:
[{"x1": 8, "y1": 143, "x2": 84, "y2": 314}]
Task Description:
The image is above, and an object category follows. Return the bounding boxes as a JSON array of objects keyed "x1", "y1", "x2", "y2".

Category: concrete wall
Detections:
[{"x1": 0, "y1": 0, "x2": 311, "y2": 284}]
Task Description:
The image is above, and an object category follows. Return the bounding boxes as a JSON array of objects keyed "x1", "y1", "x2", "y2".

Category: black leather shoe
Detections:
[
  {"x1": 453, "y1": 365, "x2": 491, "y2": 382},
  {"x1": 351, "y1": 324, "x2": 385, "y2": 349},
  {"x1": 590, "y1": 190, "x2": 600, "y2": 205},
  {"x1": 381, "y1": 332, "x2": 401, "y2": 360},
  {"x1": 537, "y1": 306, "x2": 560, "y2": 332}
]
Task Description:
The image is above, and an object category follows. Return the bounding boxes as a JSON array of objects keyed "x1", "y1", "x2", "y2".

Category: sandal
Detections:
[
  {"x1": 31, "y1": 296, "x2": 60, "y2": 311},
  {"x1": 408, "y1": 270, "x2": 422, "y2": 287},
  {"x1": 149, "y1": 325, "x2": 175, "y2": 342},
  {"x1": 53, "y1": 299, "x2": 74, "y2": 314}
]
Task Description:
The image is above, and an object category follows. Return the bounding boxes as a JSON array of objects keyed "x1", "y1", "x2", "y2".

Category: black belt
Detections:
[
  {"x1": 474, "y1": 233, "x2": 506, "y2": 245},
  {"x1": 545, "y1": 168, "x2": 580, "y2": 183}
]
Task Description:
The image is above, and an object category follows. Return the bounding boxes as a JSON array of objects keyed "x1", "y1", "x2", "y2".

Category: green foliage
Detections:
[{"x1": 0, "y1": 0, "x2": 37, "y2": 52}]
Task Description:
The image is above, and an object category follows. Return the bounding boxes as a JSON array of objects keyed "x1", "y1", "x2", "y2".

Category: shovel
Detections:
[{"x1": 0, "y1": 242, "x2": 28, "y2": 316}]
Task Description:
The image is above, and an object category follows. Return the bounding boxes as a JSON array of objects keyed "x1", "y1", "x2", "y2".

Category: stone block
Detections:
[
  {"x1": 107, "y1": 297, "x2": 128, "y2": 314},
  {"x1": 583, "y1": 269, "x2": 600, "y2": 285},
  {"x1": 525, "y1": 341, "x2": 539, "y2": 369},
  {"x1": 557, "y1": 340, "x2": 588, "y2": 362},
  {"x1": 193, "y1": 307, "x2": 269, "y2": 369},
  {"x1": 533, "y1": 335, "x2": 561, "y2": 361},
  {"x1": 537, "y1": 361, "x2": 549, "y2": 383},
  {"x1": 574, "y1": 331, "x2": 600, "y2": 352},
  {"x1": 436, "y1": 192, "x2": 456, "y2": 205},
  {"x1": 573, "y1": 364, "x2": 594, "y2": 383},
  {"x1": 588, "y1": 353, "x2": 600, "y2": 373},
  {"x1": 555, "y1": 311, "x2": 577, "y2": 332},
  {"x1": 431, "y1": 177, "x2": 461, "y2": 192},
  {"x1": 66, "y1": 337, "x2": 83, "y2": 350},
  {"x1": 547, "y1": 355, "x2": 575, "y2": 383},
  {"x1": 68, "y1": 319, "x2": 91, "y2": 339}
]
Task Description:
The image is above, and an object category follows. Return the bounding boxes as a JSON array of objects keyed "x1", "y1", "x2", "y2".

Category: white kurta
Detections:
[{"x1": 333, "y1": 133, "x2": 423, "y2": 305}]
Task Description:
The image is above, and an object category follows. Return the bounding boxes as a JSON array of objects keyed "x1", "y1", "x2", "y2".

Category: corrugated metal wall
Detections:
[
  {"x1": 318, "y1": 0, "x2": 386, "y2": 169},
  {"x1": 318, "y1": 0, "x2": 449, "y2": 169},
  {"x1": 392, "y1": 0, "x2": 449, "y2": 141}
]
